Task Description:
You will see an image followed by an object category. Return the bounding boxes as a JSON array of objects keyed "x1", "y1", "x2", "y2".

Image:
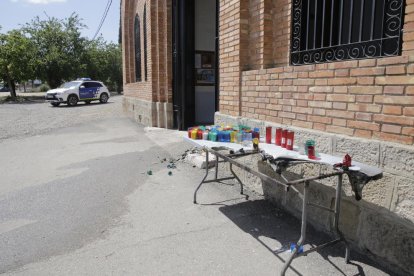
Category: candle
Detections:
[
  {"x1": 275, "y1": 128, "x2": 282, "y2": 146},
  {"x1": 281, "y1": 129, "x2": 288, "y2": 148},
  {"x1": 266, "y1": 126, "x2": 272, "y2": 144},
  {"x1": 286, "y1": 131, "x2": 294, "y2": 150}
]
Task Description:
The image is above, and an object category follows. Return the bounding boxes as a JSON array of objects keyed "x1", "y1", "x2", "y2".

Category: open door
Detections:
[{"x1": 172, "y1": 0, "x2": 218, "y2": 130}]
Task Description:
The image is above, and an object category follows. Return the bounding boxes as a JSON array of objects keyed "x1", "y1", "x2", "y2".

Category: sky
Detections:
[{"x1": 0, "y1": 0, "x2": 121, "y2": 43}]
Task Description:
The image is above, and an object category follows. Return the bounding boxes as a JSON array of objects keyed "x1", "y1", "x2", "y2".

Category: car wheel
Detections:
[
  {"x1": 85, "y1": 100, "x2": 91, "y2": 105},
  {"x1": 67, "y1": 95, "x2": 78, "y2": 106},
  {"x1": 99, "y1": 93, "x2": 109, "y2": 103},
  {"x1": 51, "y1": 102, "x2": 60, "y2": 107}
]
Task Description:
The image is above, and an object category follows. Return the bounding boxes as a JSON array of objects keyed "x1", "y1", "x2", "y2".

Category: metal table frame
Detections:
[{"x1": 193, "y1": 146, "x2": 351, "y2": 276}]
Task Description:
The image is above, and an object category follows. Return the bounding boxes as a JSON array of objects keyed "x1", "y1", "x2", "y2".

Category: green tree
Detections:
[
  {"x1": 24, "y1": 13, "x2": 86, "y2": 88},
  {"x1": 106, "y1": 43, "x2": 123, "y2": 93},
  {"x1": 0, "y1": 29, "x2": 35, "y2": 99},
  {"x1": 83, "y1": 38, "x2": 122, "y2": 93}
]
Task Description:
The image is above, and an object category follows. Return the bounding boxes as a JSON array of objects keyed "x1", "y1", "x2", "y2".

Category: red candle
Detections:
[
  {"x1": 197, "y1": 129, "x2": 203, "y2": 140},
  {"x1": 307, "y1": 145, "x2": 316, "y2": 159},
  {"x1": 275, "y1": 128, "x2": 282, "y2": 146},
  {"x1": 266, "y1": 126, "x2": 272, "y2": 144},
  {"x1": 188, "y1": 128, "x2": 192, "y2": 138},
  {"x1": 281, "y1": 129, "x2": 288, "y2": 148},
  {"x1": 286, "y1": 131, "x2": 294, "y2": 150}
]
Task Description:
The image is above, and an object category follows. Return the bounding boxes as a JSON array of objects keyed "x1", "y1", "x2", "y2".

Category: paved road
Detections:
[
  {"x1": 0, "y1": 95, "x2": 124, "y2": 141},
  {"x1": 0, "y1": 97, "x2": 188, "y2": 273},
  {"x1": 0, "y1": 98, "x2": 393, "y2": 275}
]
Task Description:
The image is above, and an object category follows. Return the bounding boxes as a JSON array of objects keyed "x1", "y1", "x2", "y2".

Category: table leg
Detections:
[
  {"x1": 333, "y1": 174, "x2": 351, "y2": 263},
  {"x1": 215, "y1": 155, "x2": 219, "y2": 180},
  {"x1": 280, "y1": 181, "x2": 309, "y2": 276},
  {"x1": 230, "y1": 163, "x2": 244, "y2": 195},
  {"x1": 193, "y1": 150, "x2": 210, "y2": 204}
]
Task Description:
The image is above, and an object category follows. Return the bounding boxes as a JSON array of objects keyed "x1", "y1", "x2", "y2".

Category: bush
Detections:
[{"x1": 39, "y1": 84, "x2": 50, "y2": 92}]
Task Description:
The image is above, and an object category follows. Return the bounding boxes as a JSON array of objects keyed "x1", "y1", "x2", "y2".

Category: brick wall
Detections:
[
  {"x1": 219, "y1": 0, "x2": 414, "y2": 145},
  {"x1": 122, "y1": 0, "x2": 173, "y2": 128},
  {"x1": 219, "y1": 0, "x2": 244, "y2": 116},
  {"x1": 122, "y1": 0, "x2": 153, "y2": 101},
  {"x1": 271, "y1": 0, "x2": 290, "y2": 66}
]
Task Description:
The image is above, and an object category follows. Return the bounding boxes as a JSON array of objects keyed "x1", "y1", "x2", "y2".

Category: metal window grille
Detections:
[
  {"x1": 291, "y1": 0, "x2": 405, "y2": 65},
  {"x1": 143, "y1": 4, "x2": 148, "y2": 81},
  {"x1": 134, "y1": 14, "x2": 142, "y2": 82}
]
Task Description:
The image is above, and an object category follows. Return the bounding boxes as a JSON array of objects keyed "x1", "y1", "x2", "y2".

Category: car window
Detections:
[
  {"x1": 90, "y1": 82, "x2": 102, "y2": 88},
  {"x1": 82, "y1": 82, "x2": 102, "y2": 88}
]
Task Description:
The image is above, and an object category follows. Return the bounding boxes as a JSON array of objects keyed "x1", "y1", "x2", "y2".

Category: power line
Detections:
[
  {"x1": 92, "y1": 0, "x2": 111, "y2": 40},
  {"x1": 93, "y1": 0, "x2": 111, "y2": 40},
  {"x1": 92, "y1": 0, "x2": 113, "y2": 40},
  {"x1": 97, "y1": 0, "x2": 111, "y2": 32}
]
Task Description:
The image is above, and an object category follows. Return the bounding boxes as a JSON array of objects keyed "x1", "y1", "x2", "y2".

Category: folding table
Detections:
[{"x1": 184, "y1": 136, "x2": 382, "y2": 275}]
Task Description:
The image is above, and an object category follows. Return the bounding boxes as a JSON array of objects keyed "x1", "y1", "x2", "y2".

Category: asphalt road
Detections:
[
  {"x1": 0, "y1": 95, "x2": 124, "y2": 141},
  {"x1": 0, "y1": 97, "x2": 189, "y2": 273}
]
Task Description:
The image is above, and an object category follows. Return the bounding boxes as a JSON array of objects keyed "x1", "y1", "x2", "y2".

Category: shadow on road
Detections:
[
  {"x1": 218, "y1": 199, "x2": 393, "y2": 276},
  {"x1": 50, "y1": 101, "x2": 115, "y2": 108}
]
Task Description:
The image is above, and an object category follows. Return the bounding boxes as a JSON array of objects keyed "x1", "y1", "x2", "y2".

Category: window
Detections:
[
  {"x1": 134, "y1": 14, "x2": 142, "y2": 82},
  {"x1": 83, "y1": 82, "x2": 102, "y2": 88},
  {"x1": 291, "y1": 0, "x2": 405, "y2": 65},
  {"x1": 92, "y1": 82, "x2": 103, "y2": 87},
  {"x1": 143, "y1": 4, "x2": 148, "y2": 81}
]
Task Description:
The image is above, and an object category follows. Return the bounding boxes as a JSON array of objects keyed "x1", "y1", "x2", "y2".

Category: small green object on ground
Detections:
[
  {"x1": 147, "y1": 170, "x2": 152, "y2": 175},
  {"x1": 168, "y1": 171, "x2": 172, "y2": 176}
]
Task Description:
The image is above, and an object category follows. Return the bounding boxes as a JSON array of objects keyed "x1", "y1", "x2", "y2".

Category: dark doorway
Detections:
[{"x1": 172, "y1": 0, "x2": 218, "y2": 130}]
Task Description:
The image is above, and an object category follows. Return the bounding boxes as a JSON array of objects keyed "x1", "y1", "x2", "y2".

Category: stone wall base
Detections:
[
  {"x1": 123, "y1": 96, "x2": 173, "y2": 128},
  {"x1": 215, "y1": 112, "x2": 414, "y2": 275}
]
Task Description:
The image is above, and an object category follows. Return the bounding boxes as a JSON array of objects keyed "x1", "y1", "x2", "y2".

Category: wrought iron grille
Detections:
[
  {"x1": 134, "y1": 14, "x2": 142, "y2": 82},
  {"x1": 291, "y1": 0, "x2": 405, "y2": 65}
]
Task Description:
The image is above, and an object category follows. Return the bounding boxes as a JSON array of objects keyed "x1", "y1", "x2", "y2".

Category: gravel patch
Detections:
[{"x1": 0, "y1": 95, "x2": 126, "y2": 142}]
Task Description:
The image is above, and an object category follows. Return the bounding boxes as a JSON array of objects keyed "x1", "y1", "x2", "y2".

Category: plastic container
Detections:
[
  {"x1": 202, "y1": 131, "x2": 209, "y2": 140},
  {"x1": 286, "y1": 131, "x2": 294, "y2": 150},
  {"x1": 217, "y1": 131, "x2": 223, "y2": 142},
  {"x1": 209, "y1": 131, "x2": 217, "y2": 142},
  {"x1": 304, "y1": 140, "x2": 315, "y2": 155},
  {"x1": 236, "y1": 132, "x2": 242, "y2": 143},
  {"x1": 265, "y1": 126, "x2": 272, "y2": 144},
  {"x1": 281, "y1": 129, "x2": 288, "y2": 148},
  {"x1": 191, "y1": 129, "x2": 198, "y2": 140},
  {"x1": 290, "y1": 243, "x2": 304, "y2": 254},
  {"x1": 242, "y1": 133, "x2": 253, "y2": 147},
  {"x1": 275, "y1": 128, "x2": 282, "y2": 146},
  {"x1": 253, "y1": 138, "x2": 259, "y2": 150},
  {"x1": 197, "y1": 129, "x2": 203, "y2": 140},
  {"x1": 224, "y1": 131, "x2": 231, "y2": 142},
  {"x1": 307, "y1": 145, "x2": 316, "y2": 159},
  {"x1": 253, "y1": 128, "x2": 260, "y2": 140},
  {"x1": 241, "y1": 131, "x2": 246, "y2": 142},
  {"x1": 230, "y1": 131, "x2": 236, "y2": 143}
]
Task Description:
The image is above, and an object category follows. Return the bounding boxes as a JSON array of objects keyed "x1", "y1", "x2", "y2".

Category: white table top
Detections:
[{"x1": 183, "y1": 136, "x2": 382, "y2": 178}]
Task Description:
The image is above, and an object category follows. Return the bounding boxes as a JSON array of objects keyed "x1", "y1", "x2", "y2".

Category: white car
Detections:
[{"x1": 45, "y1": 80, "x2": 110, "y2": 107}]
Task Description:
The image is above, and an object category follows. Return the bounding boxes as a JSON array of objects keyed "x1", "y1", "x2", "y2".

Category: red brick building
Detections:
[
  {"x1": 122, "y1": 0, "x2": 413, "y2": 145},
  {"x1": 122, "y1": 0, "x2": 218, "y2": 129},
  {"x1": 122, "y1": 1, "x2": 414, "y2": 273}
]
